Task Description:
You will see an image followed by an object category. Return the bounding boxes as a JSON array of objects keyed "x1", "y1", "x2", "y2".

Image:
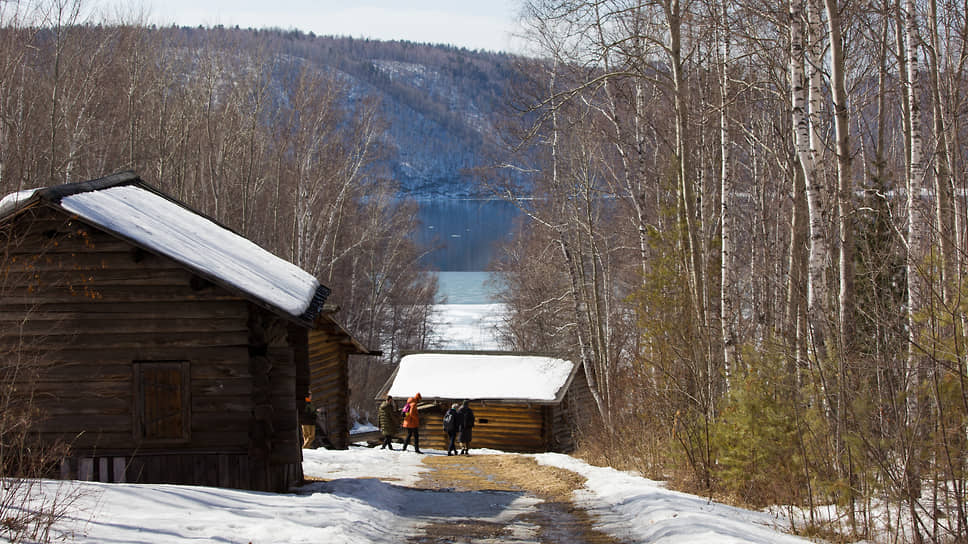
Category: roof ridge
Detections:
[{"x1": 39, "y1": 171, "x2": 141, "y2": 202}]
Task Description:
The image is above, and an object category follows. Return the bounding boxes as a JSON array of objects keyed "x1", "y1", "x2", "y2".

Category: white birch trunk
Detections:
[
  {"x1": 904, "y1": 0, "x2": 927, "y2": 428},
  {"x1": 719, "y1": 0, "x2": 735, "y2": 385},
  {"x1": 791, "y1": 0, "x2": 830, "y2": 354}
]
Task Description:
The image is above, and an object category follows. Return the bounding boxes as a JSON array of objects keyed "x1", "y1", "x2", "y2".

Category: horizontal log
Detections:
[
  {"x1": 0, "y1": 317, "x2": 248, "y2": 336},
  {"x1": 2, "y1": 267, "x2": 192, "y2": 287},
  {"x1": 192, "y1": 396, "x2": 251, "y2": 413},
  {"x1": 0, "y1": 330, "x2": 250, "y2": 350},
  {"x1": 39, "y1": 397, "x2": 131, "y2": 416},
  {"x1": 46, "y1": 430, "x2": 252, "y2": 452},
  {"x1": 308, "y1": 355, "x2": 341, "y2": 367},
  {"x1": 191, "y1": 363, "x2": 252, "y2": 380},
  {"x1": 22, "y1": 346, "x2": 249, "y2": 365},
  {"x1": 310, "y1": 375, "x2": 344, "y2": 388},
  {"x1": 0, "y1": 300, "x2": 249, "y2": 320},
  {"x1": 312, "y1": 387, "x2": 345, "y2": 401},
  {"x1": 31, "y1": 365, "x2": 132, "y2": 383},
  {"x1": 307, "y1": 347, "x2": 341, "y2": 360},
  {"x1": 34, "y1": 414, "x2": 132, "y2": 434},
  {"x1": 194, "y1": 377, "x2": 252, "y2": 396},
  {"x1": 2, "y1": 251, "x2": 182, "y2": 273},
  {"x1": 191, "y1": 413, "x2": 254, "y2": 432},
  {"x1": 6, "y1": 235, "x2": 137, "y2": 254},
  {"x1": 34, "y1": 431, "x2": 133, "y2": 450},
  {"x1": 0, "y1": 285, "x2": 244, "y2": 304}
]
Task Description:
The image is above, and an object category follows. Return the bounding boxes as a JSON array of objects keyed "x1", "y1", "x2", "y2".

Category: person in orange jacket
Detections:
[{"x1": 401, "y1": 393, "x2": 422, "y2": 453}]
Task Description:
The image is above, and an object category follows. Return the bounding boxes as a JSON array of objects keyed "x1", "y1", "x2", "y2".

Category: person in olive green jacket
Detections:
[{"x1": 378, "y1": 395, "x2": 400, "y2": 450}]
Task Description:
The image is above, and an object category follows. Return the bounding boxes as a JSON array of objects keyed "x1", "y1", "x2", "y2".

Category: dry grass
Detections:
[
  {"x1": 414, "y1": 454, "x2": 623, "y2": 544},
  {"x1": 422, "y1": 454, "x2": 587, "y2": 502}
]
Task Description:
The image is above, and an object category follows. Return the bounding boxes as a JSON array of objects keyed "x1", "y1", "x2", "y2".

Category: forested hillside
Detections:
[
  {"x1": 153, "y1": 27, "x2": 519, "y2": 196},
  {"x1": 278, "y1": 34, "x2": 521, "y2": 196}
]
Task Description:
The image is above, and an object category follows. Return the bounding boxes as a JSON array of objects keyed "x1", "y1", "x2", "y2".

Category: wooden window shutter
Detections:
[{"x1": 134, "y1": 361, "x2": 190, "y2": 442}]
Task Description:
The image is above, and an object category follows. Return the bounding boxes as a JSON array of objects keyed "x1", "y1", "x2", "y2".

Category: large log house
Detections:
[{"x1": 0, "y1": 171, "x2": 362, "y2": 492}]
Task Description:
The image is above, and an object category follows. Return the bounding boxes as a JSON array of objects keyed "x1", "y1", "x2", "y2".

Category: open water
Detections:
[
  {"x1": 415, "y1": 199, "x2": 515, "y2": 348},
  {"x1": 415, "y1": 198, "x2": 520, "y2": 273}
]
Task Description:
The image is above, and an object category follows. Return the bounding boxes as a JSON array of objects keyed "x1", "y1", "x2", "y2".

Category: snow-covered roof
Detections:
[
  {"x1": 0, "y1": 172, "x2": 329, "y2": 324},
  {"x1": 386, "y1": 352, "x2": 578, "y2": 404}
]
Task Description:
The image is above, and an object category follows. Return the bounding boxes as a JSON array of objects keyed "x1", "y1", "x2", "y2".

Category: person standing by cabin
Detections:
[
  {"x1": 401, "y1": 393, "x2": 422, "y2": 453},
  {"x1": 378, "y1": 395, "x2": 400, "y2": 450},
  {"x1": 443, "y1": 403, "x2": 460, "y2": 456},
  {"x1": 457, "y1": 399, "x2": 475, "y2": 455},
  {"x1": 301, "y1": 393, "x2": 317, "y2": 449}
]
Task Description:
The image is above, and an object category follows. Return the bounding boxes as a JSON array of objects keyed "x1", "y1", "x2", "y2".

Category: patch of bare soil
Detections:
[{"x1": 408, "y1": 454, "x2": 624, "y2": 544}]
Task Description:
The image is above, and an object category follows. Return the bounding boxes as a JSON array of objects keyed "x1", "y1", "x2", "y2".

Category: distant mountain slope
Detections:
[
  {"x1": 307, "y1": 37, "x2": 522, "y2": 196},
  {"x1": 211, "y1": 30, "x2": 523, "y2": 197}
]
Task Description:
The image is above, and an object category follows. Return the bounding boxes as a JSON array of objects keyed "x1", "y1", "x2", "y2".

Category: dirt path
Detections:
[{"x1": 406, "y1": 453, "x2": 625, "y2": 544}]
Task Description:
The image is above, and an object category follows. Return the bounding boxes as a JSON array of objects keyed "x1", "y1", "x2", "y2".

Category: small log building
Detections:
[
  {"x1": 299, "y1": 313, "x2": 374, "y2": 449},
  {"x1": 378, "y1": 351, "x2": 594, "y2": 453},
  {"x1": 0, "y1": 171, "x2": 352, "y2": 492}
]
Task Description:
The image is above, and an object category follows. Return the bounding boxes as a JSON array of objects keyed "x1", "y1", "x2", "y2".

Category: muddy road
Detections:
[{"x1": 405, "y1": 454, "x2": 624, "y2": 544}]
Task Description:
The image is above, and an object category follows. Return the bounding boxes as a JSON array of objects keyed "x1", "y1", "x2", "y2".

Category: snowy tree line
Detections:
[{"x1": 492, "y1": 0, "x2": 968, "y2": 541}]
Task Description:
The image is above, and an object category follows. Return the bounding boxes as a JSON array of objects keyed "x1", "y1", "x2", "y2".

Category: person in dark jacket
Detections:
[
  {"x1": 443, "y1": 403, "x2": 460, "y2": 456},
  {"x1": 301, "y1": 394, "x2": 317, "y2": 448},
  {"x1": 377, "y1": 395, "x2": 400, "y2": 450},
  {"x1": 456, "y1": 399, "x2": 475, "y2": 455}
]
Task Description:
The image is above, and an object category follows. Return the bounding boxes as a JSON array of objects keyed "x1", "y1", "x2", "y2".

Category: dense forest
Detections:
[
  {"x1": 3, "y1": 0, "x2": 968, "y2": 541},
  {"x1": 491, "y1": 1, "x2": 968, "y2": 542}
]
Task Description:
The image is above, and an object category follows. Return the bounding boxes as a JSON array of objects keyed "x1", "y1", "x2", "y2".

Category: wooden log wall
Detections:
[
  {"x1": 307, "y1": 327, "x2": 349, "y2": 449},
  {"x1": 412, "y1": 401, "x2": 548, "y2": 453},
  {"x1": 0, "y1": 206, "x2": 302, "y2": 491},
  {"x1": 551, "y1": 365, "x2": 595, "y2": 452}
]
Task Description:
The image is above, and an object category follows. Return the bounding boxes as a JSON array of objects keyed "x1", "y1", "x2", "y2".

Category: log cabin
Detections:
[
  {"x1": 377, "y1": 351, "x2": 594, "y2": 453},
  {"x1": 0, "y1": 171, "x2": 350, "y2": 492},
  {"x1": 299, "y1": 311, "x2": 375, "y2": 449}
]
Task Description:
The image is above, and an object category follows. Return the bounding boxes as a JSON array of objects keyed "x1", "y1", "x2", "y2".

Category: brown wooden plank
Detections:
[
  {"x1": 2, "y1": 251, "x2": 183, "y2": 272},
  {"x1": 0, "y1": 300, "x2": 248, "y2": 320},
  {"x1": 18, "y1": 346, "x2": 248, "y2": 364},
  {"x1": 0, "y1": 317, "x2": 248, "y2": 336},
  {"x1": 0, "y1": 285, "x2": 245, "y2": 304},
  {"x1": 2, "y1": 265, "x2": 190, "y2": 285},
  {"x1": 0, "y1": 331, "x2": 250, "y2": 349},
  {"x1": 40, "y1": 398, "x2": 131, "y2": 415},
  {"x1": 192, "y1": 377, "x2": 252, "y2": 397},
  {"x1": 34, "y1": 414, "x2": 132, "y2": 433}
]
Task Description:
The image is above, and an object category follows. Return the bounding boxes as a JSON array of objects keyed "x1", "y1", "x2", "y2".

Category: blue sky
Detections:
[{"x1": 144, "y1": 0, "x2": 524, "y2": 53}]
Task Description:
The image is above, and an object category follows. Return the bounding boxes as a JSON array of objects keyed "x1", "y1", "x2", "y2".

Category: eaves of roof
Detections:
[{"x1": 0, "y1": 171, "x2": 330, "y2": 327}]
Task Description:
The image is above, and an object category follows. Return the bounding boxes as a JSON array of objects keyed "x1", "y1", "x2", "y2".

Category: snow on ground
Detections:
[
  {"x1": 533, "y1": 452, "x2": 811, "y2": 544},
  {"x1": 430, "y1": 303, "x2": 507, "y2": 350},
  {"x1": 23, "y1": 447, "x2": 817, "y2": 544}
]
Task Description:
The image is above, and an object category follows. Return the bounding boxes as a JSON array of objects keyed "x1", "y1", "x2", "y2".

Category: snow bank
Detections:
[
  {"x1": 532, "y1": 452, "x2": 811, "y2": 544},
  {"x1": 430, "y1": 303, "x2": 507, "y2": 350}
]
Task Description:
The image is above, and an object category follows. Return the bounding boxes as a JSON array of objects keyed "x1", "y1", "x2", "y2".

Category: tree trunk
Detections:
[
  {"x1": 719, "y1": 0, "x2": 736, "y2": 389},
  {"x1": 903, "y1": 0, "x2": 928, "y2": 539},
  {"x1": 791, "y1": 0, "x2": 831, "y2": 362}
]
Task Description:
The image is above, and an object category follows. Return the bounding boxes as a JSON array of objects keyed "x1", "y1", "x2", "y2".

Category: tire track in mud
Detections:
[{"x1": 406, "y1": 453, "x2": 624, "y2": 544}]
